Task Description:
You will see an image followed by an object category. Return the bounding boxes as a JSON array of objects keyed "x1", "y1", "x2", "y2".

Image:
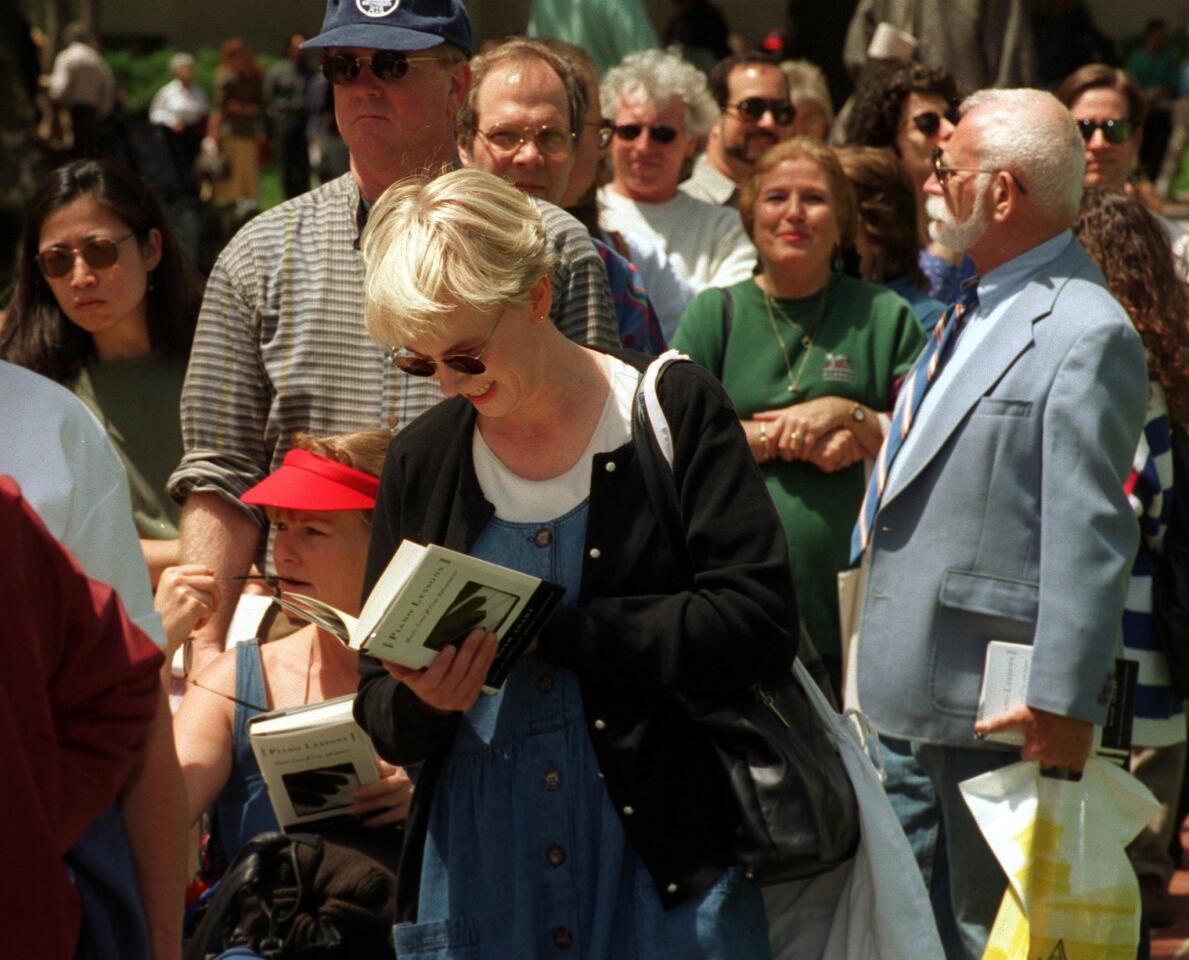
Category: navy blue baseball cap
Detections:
[{"x1": 302, "y1": 0, "x2": 473, "y2": 57}]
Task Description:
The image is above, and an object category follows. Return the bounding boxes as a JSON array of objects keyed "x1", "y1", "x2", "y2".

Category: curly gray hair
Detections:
[{"x1": 600, "y1": 49, "x2": 719, "y2": 137}]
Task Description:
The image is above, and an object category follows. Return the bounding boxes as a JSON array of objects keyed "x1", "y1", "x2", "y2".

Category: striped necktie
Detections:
[{"x1": 850, "y1": 281, "x2": 979, "y2": 562}]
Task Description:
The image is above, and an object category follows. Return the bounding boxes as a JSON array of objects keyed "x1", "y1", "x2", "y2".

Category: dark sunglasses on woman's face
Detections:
[
  {"x1": 911, "y1": 107, "x2": 962, "y2": 137},
  {"x1": 36, "y1": 233, "x2": 135, "y2": 279},
  {"x1": 390, "y1": 310, "x2": 505, "y2": 377},
  {"x1": 612, "y1": 123, "x2": 679, "y2": 144},
  {"x1": 1075, "y1": 118, "x2": 1136, "y2": 145},
  {"x1": 321, "y1": 51, "x2": 440, "y2": 85},
  {"x1": 732, "y1": 97, "x2": 796, "y2": 125}
]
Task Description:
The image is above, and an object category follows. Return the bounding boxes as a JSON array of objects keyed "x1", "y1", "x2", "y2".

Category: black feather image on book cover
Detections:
[
  {"x1": 281, "y1": 762, "x2": 361, "y2": 817},
  {"x1": 422, "y1": 580, "x2": 519, "y2": 652}
]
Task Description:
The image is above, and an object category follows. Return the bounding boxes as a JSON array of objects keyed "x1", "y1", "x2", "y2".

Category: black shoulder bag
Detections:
[{"x1": 631, "y1": 354, "x2": 859, "y2": 885}]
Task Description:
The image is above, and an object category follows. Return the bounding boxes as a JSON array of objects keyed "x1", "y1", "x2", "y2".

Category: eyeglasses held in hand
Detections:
[
  {"x1": 930, "y1": 146, "x2": 1027, "y2": 195},
  {"x1": 181, "y1": 635, "x2": 270, "y2": 712},
  {"x1": 390, "y1": 309, "x2": 506, "y2": 377},
  {"x1": 36, "y1": 233, "x2": 136, "y2": 279},
  {"x1": 587, "y1": 119, "x2": 615, "y2": 149},
  {"x1": 321, "y1": 51, "x2": 441, "y2": 85},
  {"x1": 478, "y1": 124, "x2": 576, "y2": 157},
  {"x1": 1075, "y1": 118, "x2": 1135, "y2": 145},
  {"x1": 910, "y1": 107, "x2": 961, "y2": 137},
  {"x1": 731, "y1": 97, "x2": 796, "y2": 125},
  {"x1": 612, "y1": 123, "x2": 679, "y2": 144}
]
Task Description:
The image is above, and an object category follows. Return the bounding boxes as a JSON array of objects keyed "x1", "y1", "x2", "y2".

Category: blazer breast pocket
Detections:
[
  {"x1": 972, "y1": 397, "x2": 1033, "y2": 418},
  {"x1": 928, "y1": 570, "x2": 1039, "y2": 716}
]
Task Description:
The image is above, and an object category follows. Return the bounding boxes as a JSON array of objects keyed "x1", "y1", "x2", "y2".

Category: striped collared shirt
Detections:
[{"x1": 168, "y1": 173, "x2": 617, "y2": 516}]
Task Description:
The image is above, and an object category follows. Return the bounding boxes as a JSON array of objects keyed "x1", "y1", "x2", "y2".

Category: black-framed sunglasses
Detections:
[
  {"x1": 36, "y1": 233, "x2": 136, "y2": 279},
  {"x1": 931, "y1": 145, "x2": 1028, "y2": 195},
  {"x1": 612, "y1": 123, "x2": 679, "y2": 144},
  {"x1": 390, "y1": 309, "x2": 506, "y2": 377},
  {"x1": 478, "y1": 124, "x2": 576, "y2": 157},
  {"x1": 587, "y1": 119, "x2": 615, "y2": 149},
  {"x1": 1075, "y1": 118, "x2": 1136, "y2": 145},
  {"x1": 731, "y1": 97, "x2": 796, "y2": 125},
  {"x1": 910, "y1": 107, "x2": 961, "y2": 137},
  {"x1": 321, "y1": 51, "x2": 441, "y2": 85}
]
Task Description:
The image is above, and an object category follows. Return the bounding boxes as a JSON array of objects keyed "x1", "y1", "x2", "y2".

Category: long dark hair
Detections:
[
  {"x1": 0, "y1": 159, "x2": 202, "y2": 384},
  {"x1": 1073, "y1": 188, "x2": 1189, "y2": 427},
  {"x1": 836, "y1": 145, "x2": 926, "y2": 288}
]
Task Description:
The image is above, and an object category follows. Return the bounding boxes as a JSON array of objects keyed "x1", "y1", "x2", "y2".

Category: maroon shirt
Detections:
[{"x1": 0, "y1": 476, "x2": 162, "y2": 958}]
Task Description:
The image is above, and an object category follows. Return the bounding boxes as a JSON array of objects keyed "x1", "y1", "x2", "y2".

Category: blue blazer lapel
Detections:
[{"x1": 880, "y1": 246, "x2": 1083, "y2": 507}]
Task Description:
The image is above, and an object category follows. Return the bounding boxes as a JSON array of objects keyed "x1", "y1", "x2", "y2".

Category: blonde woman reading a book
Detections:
[
  {"x1": 354, "y1": 168, "x2": 798, "y2": 959},
  {"x1": 170, "y1": 431, "x2": 412, "y2": 862}
]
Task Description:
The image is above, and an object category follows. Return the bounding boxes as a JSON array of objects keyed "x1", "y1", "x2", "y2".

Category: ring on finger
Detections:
[{"x1": 791, "y1": 431, "x2": 804, "y2": 443}]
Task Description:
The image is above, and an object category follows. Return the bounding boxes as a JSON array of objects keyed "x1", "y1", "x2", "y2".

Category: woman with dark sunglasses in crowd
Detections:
[
  {"x1": 171, "y1": 430, "x2": 413, "y2": 865},
  {"x1": 0, "y1": 158, "x2": 202, "y2": 589},
  {"x1": 843, "y1": 59, "x2": 975, "y2": 303},
  {"x1": 355, "y1": 167, "x2": 796, "y2": 958}
]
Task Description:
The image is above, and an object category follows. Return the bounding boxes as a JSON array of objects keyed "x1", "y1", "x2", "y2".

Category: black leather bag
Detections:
[
  {"x1": 184, "y1": 829, "x2": 398, "y2": 960},
  {"x1": 631, "y1": 357, "x2": 859, "y2": 884},
  {"x1": 1153, "y1": 424, "x2": 1189, "y2": 697}
]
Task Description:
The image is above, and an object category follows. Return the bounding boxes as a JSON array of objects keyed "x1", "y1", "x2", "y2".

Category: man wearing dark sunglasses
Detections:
[
  {"x1": 1055, "y1": 65, "x2": 1146, "y2": 193},
  {"x1": 1056, "y1": 63, "x2": 1189, "y2": 279},
  {"x1": 598, "y1": 49, "x2": 757, "y2": 337},
  {"x1": 682, "y1": 52, "x2": 797, "y2": 207},
  {"x1": 169, "y1": 0, "x2": 619, "y2": 675}
]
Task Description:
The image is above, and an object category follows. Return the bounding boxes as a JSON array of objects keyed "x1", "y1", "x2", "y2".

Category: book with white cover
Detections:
[
  {"x1": 248, "y1": 695, "x2": 379, "y2": 831},
  {"x1": 272, "y1": 540, "x2": 564, "y2": 691},
  {"x1": 976, "y1": 641, "x2": 1034, "y2": 745},
  {"x1": 976, "y1": 642, "x2": 1134, "y2": 760}
]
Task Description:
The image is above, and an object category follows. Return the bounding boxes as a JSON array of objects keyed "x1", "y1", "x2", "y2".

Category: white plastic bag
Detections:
[
  {"x1": 960, "y1": 758, "x2": 1159, "y2": 960},
  {"x1": 765, "y1": 661, "x2": 945, "y2": 960}
]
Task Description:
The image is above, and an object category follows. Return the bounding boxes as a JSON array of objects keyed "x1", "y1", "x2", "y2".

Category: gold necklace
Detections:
[{"x1": 762, "y1": 280, "x2": 829, "y2": 399}]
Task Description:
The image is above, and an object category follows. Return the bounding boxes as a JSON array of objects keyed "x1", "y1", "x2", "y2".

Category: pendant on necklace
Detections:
[
  {"x1": 787, "y1": 386, "x2": 800, "y2": 398},
  {"x1": 801, "y1": 336, "x2": 812, "y2": 350}
]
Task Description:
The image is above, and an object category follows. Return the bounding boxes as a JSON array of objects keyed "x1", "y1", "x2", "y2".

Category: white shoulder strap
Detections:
[{"x1": 639, "y1": 349, "x2": 691, "y2": 468}]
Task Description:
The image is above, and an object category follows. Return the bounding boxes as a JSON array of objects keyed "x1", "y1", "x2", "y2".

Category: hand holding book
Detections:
[
  {"x1": 383, "y1": 628, "x2": 499, "y2": 713},
  {"x1": 347, "y1": 758, "x2": 413, "y2": 827}
]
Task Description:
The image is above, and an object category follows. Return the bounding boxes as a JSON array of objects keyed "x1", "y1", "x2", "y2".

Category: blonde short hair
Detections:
[{"x1": 362, "y1": 168, "x2": 556, "y2": 347}]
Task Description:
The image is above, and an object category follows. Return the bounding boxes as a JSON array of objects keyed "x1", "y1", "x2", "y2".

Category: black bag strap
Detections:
[
  {"x1": 631, "y1": 355, "x2": 695, "y2": 587},
  {"x1": 631, "y1": 353, "x2": 837, "y2": 705}
]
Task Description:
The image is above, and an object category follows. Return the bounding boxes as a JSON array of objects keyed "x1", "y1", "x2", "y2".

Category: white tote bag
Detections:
[{"x1": 765, "y1": 661, "x2": 945, "y2": 960}]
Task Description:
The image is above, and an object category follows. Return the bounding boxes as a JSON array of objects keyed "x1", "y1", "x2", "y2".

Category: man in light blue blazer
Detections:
[{"x1": 853, "y1": 88, "x2": 1147, "y2": 959}]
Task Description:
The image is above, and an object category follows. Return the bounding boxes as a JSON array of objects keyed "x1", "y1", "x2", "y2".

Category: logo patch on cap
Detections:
[{"x1": 356, "y1": 0, "x2": 399, "y2": 17}]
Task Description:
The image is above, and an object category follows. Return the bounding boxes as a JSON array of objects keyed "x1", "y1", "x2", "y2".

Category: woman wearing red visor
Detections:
[{"x1": 171, "y1": 431, "x2": 412, "y2": 863}]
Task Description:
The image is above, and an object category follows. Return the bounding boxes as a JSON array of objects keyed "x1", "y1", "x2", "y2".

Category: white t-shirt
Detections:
[
  {"x1": 0, "y1": 360, "x2": 165, "y2": 647},
  {"x1": 149, "y1": 78, "x2": 210, "y2": 128},
  {"x1": 598, "y1": 187, "x2": 757, "y2": 338},
  {"x1": 472, "y1": 355, "x2": 639, "y2": 522}
]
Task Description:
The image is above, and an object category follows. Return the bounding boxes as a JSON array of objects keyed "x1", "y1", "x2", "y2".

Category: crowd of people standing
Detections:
[{"x1": 3, "y1": 1, "x2": 1189, "y2": 959}]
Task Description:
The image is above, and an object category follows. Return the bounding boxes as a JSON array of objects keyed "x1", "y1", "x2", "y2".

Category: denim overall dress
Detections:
[{"x1": 392, "y1": 500, "x2": 771, "y2": 959}]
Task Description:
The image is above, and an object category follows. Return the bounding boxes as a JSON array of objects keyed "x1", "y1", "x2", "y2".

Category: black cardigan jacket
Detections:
[{"x1": 354, "y1": 349, "x2": 798, "y2": 914}]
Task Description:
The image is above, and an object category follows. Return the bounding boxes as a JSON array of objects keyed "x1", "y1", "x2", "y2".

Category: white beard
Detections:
[{"x1": 925, "y1": 186, "x2": 991, "y2": 252}]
